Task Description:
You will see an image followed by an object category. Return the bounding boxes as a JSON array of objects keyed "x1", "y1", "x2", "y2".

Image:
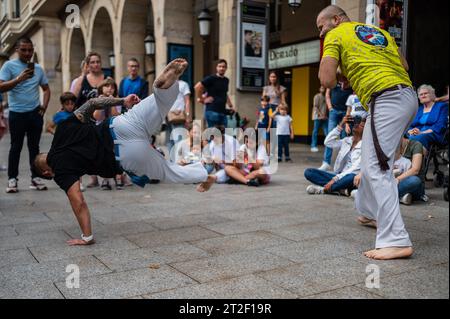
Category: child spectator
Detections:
[
  {"x1": 255, "y1": 95, "x2": 271, "y2": 153},
  {"x1": 93, "y1": 77, "x2": 124, "y2": 190},
  {"x1": 46, "y1": 92, "x2": 76, "y2": 134},
  {"x1": 270, "y1": 103, "x2": 294, "y2": 162}
]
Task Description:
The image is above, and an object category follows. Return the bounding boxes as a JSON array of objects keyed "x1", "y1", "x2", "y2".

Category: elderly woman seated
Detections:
[{"x1": 407, "y1": 85, "x2": 449, "y2": 151}]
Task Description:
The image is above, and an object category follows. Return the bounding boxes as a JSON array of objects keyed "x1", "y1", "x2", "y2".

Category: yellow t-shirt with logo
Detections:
[{"x1": 322, "y1": 22, "x2": 412, "y2": 110}]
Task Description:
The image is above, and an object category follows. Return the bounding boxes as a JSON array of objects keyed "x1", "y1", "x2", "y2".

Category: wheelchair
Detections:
[{"x1": 423, "y1": 119, "x2": 449, "y2": 201}]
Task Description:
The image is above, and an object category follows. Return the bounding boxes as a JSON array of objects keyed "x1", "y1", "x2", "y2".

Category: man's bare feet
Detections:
[
  {"x1": 197, "y1": 175, "x2": 217, "y2": 193},
  {"x1": 364, "y1": 247, "x2": 413, "y2": 260},
  {"x1": 357, "y1": 216, "x2": 377, "y2": 229},
  {"x1": 154, "y1": 58, "x2": 188, "y2": 89}
]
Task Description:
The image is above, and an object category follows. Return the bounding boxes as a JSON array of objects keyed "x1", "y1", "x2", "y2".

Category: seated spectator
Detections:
[
  {"x1": 397, "y1": 136, "x2": 428, "y2": 205},
  {"x1": 46, "y1": 92, "x2": 76, "y2": 135},
  {"x1": 207, "y1": 125, "x2": 240, "y2": 184},
  {"x1": 407, "y1": 84, "x2": 449, "y2": 151},
  {"x1": 224, "y1": 132, "x2": 270, "y2": 187},
  {"x1": 304, "y1": 115, "x2": 365, "y2": 195},
  {"x1": 345, "y1": 92, "x2": 368, "y2": 135}
]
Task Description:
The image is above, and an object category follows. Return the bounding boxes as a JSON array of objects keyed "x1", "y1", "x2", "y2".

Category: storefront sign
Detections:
[{"x1": 269, "y1": 40, "x2": 320, "y2": 70}]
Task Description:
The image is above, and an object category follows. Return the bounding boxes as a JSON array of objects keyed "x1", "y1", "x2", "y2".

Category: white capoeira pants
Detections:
[
  {"x1": 110, "y1": 82, "x2": 208, "y2": 184},
  {"x1": 355, "y1": 86, "x2": 418, "y2": 249}
]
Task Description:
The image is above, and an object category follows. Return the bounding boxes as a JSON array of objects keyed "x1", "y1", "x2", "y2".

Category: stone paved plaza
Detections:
[{"x1": 0, "y1": 134, "x2": 448, "y2": 299}]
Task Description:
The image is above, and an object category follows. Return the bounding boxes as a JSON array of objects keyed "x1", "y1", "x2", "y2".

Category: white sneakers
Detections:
[
  {"x1": 6, "y1": 178, "x2": 18, "y2": 193},
  {"x1": 29, "y1": 177, "x2": 48, "y2": 191},
  {"x1": 400, "y1": 193, "x2": 413, "y2": 206},
  {"x1": 6, "y1": 177, "x2": 48, "y2": 193},
  {"x1": 311, "y1": 147, "x2": 319, "y2": 153},
  {"x1": 306, "y1": 185, "x2": 324, "y2": 195},
  {"x1": 318, "y1": 162, "x2": 333, "y2": 171}
]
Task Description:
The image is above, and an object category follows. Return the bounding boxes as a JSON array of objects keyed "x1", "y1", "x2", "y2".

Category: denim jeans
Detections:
[
  {"x1": 205, "y1": 110, "x2": 227, "y2": 128},
  {"x1": 8, "y1": 107, "x2": 43, "y2": 179},
  {"x1": 311, "y1": 119, "x2": 329, "y2": 148},
  {"x1": 323, "y1": 109, "x2": 346, "y2": 164},
  {"x1": 304, "y1": 168, "x2": 356, "y2": 192},
  {"x1": 398, "y1": 175, "x2": 425, "y2": 200},
  {"x1": 278, "y1": 135, "x2": 290, "y2": 160}
]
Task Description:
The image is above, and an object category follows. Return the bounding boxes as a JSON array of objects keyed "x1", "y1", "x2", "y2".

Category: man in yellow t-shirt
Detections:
[{"x1": 316, "y1": 5, "x2": 418, "y2": 261}]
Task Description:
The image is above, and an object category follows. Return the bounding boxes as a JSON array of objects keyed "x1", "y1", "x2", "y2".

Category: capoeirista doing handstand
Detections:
[{"x1": 33, "y1": 59, "x2": 217, "y2": 246}]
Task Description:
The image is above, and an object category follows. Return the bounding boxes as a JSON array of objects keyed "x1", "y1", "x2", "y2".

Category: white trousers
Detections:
[
  {"x1": 111, "y1": 82, "x2": 208, "y2": 184},
  {"x1": 355, "y1": 86, "x2": 418, "y2": 248}
]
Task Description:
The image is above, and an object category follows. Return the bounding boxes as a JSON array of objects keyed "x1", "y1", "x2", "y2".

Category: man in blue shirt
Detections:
[
  {"x1": 0, "y1": 37, "x2": 51, "y2": 193},
  {"x1": 118, "y1": 58, "x2": 149, "y2": 100}
]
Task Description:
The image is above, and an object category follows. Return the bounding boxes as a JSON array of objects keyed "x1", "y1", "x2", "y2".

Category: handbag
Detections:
[{"x1": 167, "y1": 109, "x2": 186, "y2": 124}]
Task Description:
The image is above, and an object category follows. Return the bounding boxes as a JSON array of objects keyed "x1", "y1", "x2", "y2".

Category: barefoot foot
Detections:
[
  {"x1": 364, "y1": 247, "x2": 413, "y2": 260},
  {"x1": 357, "y1": 216, "x2": 377, "y2": 229},
  {"x1": 197, "y1": 175, "x2": 217, "y2": 193},
  {"x1": 154, "y1": 58, "x2": 188, "y2": 89}
]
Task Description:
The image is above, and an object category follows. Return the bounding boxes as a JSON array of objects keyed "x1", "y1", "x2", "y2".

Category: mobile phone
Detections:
[{"x1": 27, "y1": 62, "x2": 35, "y2": 77}]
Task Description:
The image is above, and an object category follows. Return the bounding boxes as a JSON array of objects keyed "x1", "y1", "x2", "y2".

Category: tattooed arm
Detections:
[{"x1": 74, "y1": 95, "x2": 140, "y2": 123}]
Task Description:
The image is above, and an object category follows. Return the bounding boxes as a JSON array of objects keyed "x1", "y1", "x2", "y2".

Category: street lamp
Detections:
[
  {"x1": 108, "y1": 50, "x2": 115, "y2": 68},
  {"x1": 198, "y1": 8, "x2": 212, "y2": 37},
  {"x1": 144, "y1": 35, "x2": 155, "y2": 56},
  {"x1": 288, "y1": 0, "x2": 302, "y2": 14}
]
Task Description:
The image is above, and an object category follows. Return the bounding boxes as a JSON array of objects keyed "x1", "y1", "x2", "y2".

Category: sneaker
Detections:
[
  {"x1": 318, "y1": 162, "x2": 333, "y2": 171},
  {"x1": 80, "y1": 183, "x2": 86, "y2": 192},
  {"x1": 101, "y1": 180, "x2": 112, "y2": 191},
  {"x1": 247, "y1": 179, "x2": 260, "y2": 187},
  {"x1": 285, "y1": 158, "x2": 293, "y2": 163},
  {"x1": 87, "y1": 179, "x2": 99, "y2": 188},
  {"x1": 6, "y1": 178, "x2": 18, "y2": 193},
  {"x1": 350, "y1": 189, "x2": 358, "y2": 198},
  {"x1": 30, "y1": 177, "x2": 48, "y2": 191},
  {"x1": 306, "y1": 185, "x2": 324, "y2": 195},
  {"x1": 278, "y1": 158, "x2": 282, "y2": 163},
  {"x1": 311, "y1": 147, "x2": 319, "y2": 153},
  {"x1": 420, "y1": 194, "x2": 429, "y2": 202},
  {"x1": 400, "y1": 193, "x2": 413, "y2": 205}
]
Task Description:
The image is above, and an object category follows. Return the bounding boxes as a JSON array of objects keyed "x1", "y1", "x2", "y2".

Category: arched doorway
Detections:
[
  {"x1": 91, "y1": 7, "x2": 114, "y2": 78},
  {"x1": 69, "y1": 28, "x2": 86, "y2": 86}
]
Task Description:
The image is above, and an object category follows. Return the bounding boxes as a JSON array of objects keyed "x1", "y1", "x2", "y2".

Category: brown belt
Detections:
[{"x1": 369, "y1": 84, "x2": 411, "y2": 171}]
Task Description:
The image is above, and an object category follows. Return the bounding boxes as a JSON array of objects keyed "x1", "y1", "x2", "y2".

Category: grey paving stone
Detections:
[
  {"x1": 306, "y1": 286, "x2": 382, "y2": 299},
  {"x1": 29, "y1": 237, "x2": 139, "y2": 262},
  {"x1": 95, "y1": 243, "x2": 211, "y2": 272},
  {"x1": 357, "y1": 263, "x2": 449, "y2": 299},
  {"x1": 263, "y1": 236, "x2": 363, "y2": 264},
  {"x1": 63, "y1": 221, "x2": 158, "y2": 238},
  {"x1": 13, "y1": 219, "x2": 104, "y2": 235},
  {"x1": 125, "y1": 226, "x2": 221, "y2": 248},
  {"x1": 0, "y1": 225, "x2": 17, "y2": 237},
  {"x1": 0, "y1": 213, "x2": 51, "y2": 226},
  {"x1": 191, "y1": 231, "x2": 295, "y2": 256},
  {"x1": 1, "y1": 255, "x2": 112, "y2": 285},
  {"x1": 144, "y1": 213, "x2": 232, "y2": 231},
  {"x1": 0, "y1": 248, "x2": 37, "y2": 268},
  {"x1": 0, "y1": 277, "x2": 65, "y2": 299},
  {"x1": 170, "y1": 249, "x2": 295, "y2": 283},
  {"x1": 55, "y1": 266, "x2": 196, "y2": 299},
  {"x1": 267, "y1": 221, "x2": 361, "y2": 242},
  {"x1": 0, "y1": 230, "x2": 70, "y2": 251},
  {"x1": 258, "y1": 257, "x2": 384, "y2": 297},
  {"x1": 144, "y1": 274, "x2": 298, "y2": 299}
]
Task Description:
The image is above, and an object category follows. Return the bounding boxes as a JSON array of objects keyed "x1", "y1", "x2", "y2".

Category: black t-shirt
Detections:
[
  {"x1": 201, "y1": 75, "x2": 229, "y2": 114},
  {"x1": 47, "y1": 115, "x2": 121, "y2": 193}
]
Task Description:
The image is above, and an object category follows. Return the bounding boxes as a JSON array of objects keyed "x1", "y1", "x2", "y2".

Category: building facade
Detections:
[{"x1": 1, "y1": 0, "x2": 448, "y2": 142}]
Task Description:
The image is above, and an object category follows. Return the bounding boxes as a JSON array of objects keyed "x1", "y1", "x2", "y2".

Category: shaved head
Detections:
[
  {"x1": 318, "y1": 5, "x2": 348, "y2": 20},
  {"x1": 316, "y1": 5, "x2": 350, "y2": 38}
]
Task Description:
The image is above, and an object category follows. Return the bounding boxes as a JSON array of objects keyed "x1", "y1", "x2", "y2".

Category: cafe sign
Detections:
[{"x1": 269, "y1": 40, "x2": 320, "y2": 69}]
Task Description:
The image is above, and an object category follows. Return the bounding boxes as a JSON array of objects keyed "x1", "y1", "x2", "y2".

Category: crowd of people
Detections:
[
  {"x1": 0, "y1": 5, "x2": 448, "y2": 260},
  {"x1": 306, "y1": 82, "x2": 448, "y2": 208}
]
